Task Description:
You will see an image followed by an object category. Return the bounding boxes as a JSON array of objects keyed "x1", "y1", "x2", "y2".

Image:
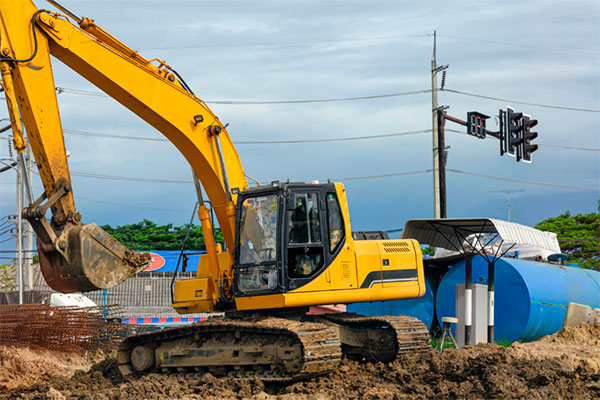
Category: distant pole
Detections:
[
  {"x1": 431, "y1": 31, "x2": 440, "y2": 218},
  {"x1": 492, "y1": 189, "x2": 524, "y2": 221},
  {"x1": 431, "y1": 32, "x2": 449, "y2": 219},
  {"x1": 464, "y1": 255, "x2": 473, "y2": 345},
  {"x1": 16, "y1": 159, "x2": 23, "y2": 304},
  {"x1": 488, "y1": 260, "x2": 495, "y2": 343},
  {"x1": 24, "y1": 146, "x2": 34, "y2": 289}
]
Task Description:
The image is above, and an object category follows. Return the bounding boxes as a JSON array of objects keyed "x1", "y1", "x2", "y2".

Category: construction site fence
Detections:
[
  {"x1": 0, "y1": 303, "x2": 149, "y2": 352},
  {"x1": 25, "y1": 269, "x2": 199, "y2": 318}
]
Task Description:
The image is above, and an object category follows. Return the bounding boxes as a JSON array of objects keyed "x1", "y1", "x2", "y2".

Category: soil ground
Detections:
[{"x1": 1, "y1": 323, "x2": 598, "y2": 400}]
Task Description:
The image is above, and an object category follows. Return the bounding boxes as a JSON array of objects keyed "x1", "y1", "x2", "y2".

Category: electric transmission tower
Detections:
[{"x1": 491, "y1": 189, "x2": 524, "y2": 222}]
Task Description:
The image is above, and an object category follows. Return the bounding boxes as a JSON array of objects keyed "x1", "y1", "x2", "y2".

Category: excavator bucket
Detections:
[{"x1": 38, "y1": 223, "x2": 152, "y2": 293}]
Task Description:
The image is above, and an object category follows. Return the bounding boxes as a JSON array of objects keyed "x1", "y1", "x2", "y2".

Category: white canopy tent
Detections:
[{"x1": 400, "y1": 218, "x2": 561, "y2": 260}]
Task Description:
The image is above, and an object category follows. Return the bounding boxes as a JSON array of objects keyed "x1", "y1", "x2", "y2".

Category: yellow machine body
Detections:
[
  {"x1": 172, "y1": 183, "x2": 425, "y2": 313},
  {"x1": 1, "y1": 0, "x2": 426, "y2": 315}
]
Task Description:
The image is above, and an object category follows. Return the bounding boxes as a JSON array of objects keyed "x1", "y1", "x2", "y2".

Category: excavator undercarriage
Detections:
[{"x1": 117, "y1": 312, "x2": 430, "y2": 381}]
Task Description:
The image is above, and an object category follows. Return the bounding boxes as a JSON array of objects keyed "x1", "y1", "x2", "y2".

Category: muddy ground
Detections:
[{"x1": 1, "y1": 323, "x2": 598, "y2": 400}]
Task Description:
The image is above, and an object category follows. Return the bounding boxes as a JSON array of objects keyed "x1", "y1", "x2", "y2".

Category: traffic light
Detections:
[
  {"x1": 466, "y1": 111, "x2": 490, "y2": 139},
  {"x1": 505, "y1": 107, "x2": 523, "y2": 160},
  {"x1": 521, "y1": 115, "x2": 538, "y2": 163}
]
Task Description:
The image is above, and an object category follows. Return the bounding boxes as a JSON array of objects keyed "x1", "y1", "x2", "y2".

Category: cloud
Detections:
[{"x1": 1, "y1": 0, "x2": 598, "y2": 248}]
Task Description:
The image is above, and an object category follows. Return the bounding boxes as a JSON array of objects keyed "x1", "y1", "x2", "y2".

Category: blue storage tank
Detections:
[
  {"x1": 435, "y1": 256, "x2": 600, "y2": 342},
  {"x1": 347, "y1": 271, "x2": 436, "y2": 329}
]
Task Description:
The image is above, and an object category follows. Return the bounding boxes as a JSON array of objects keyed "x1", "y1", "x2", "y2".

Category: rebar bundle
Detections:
[{"x1": 0, "y1": 303, "x2": 128, "y2": 352}]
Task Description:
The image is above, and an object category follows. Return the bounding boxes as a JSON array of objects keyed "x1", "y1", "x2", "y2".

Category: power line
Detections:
[
  {"x1": 69, "y1": 171, "x2": 193, "y2": 184},
  {"x1": 21, "y1": 161, "x2": 600, "y2": 190},
  {"x1": 55, "y1": 86, "x2": 433, "y2": 104},
  {"x1": 55, "y1": 85, "x2": 600, "y2": 112},
  {"x1": 208, "y1": 90, "x2": 432, "y2": 104},
  {"x1": 140, "y1": 33, "x2": 429, "y2": 51},
  {"x1": 236, "y1": 130, "x2": 431, "y2": 144},
  {"x1": 442, "y1": 88, "x2": 600, "y2": 113},
  {"x1": 536, "y1": 143, "x2": 600, "y2": 152},
  {"x1": 328, "y1": 169, "x2": 432, "y2": 181},
  {"x1": 64, "y1": 126, "x2": 599, "y2": 151},
  {"x1": 63, "y1": 128, "x2": 432, "y2": 144},
  {"x1": 436, "y1": 34, "x2": 599, "y2": 56},
  {"x1": 447, "y1": 168, "x2": 599, "y2": 191},
  {"x1": 66, "y1": 169, "x2": 435, "y2": 184},
  {"x1": 75, "y1": 195, "x2": 190, "y2": 213},
  {"x1": 64, "y1": 129, "x2": 166, "y2": 142}
]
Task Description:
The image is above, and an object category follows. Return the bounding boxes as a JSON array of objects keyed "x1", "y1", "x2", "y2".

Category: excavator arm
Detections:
[{"x1": 0, "y1": 0, "x2": 247, "y2": 293}]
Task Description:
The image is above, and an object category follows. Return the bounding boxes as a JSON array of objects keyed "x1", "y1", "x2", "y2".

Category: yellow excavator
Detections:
[{"x1": 1, "y1": 0, "x2": 429, "y2": 380}]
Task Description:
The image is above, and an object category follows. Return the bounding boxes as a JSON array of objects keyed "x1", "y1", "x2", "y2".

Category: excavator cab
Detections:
[{"x1": 233, "y1": 182, "x2": 346, "y2": 298}]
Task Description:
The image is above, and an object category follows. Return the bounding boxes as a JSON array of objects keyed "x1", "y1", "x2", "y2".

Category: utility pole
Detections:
[
  {"x1": 431, "y1": 31, "x2": 440, "y2": 218},
  {"x1": 431, "y1": 31, "x2": 448, "y2": 218},
  {"x1": 16, "y1": 157, "x2": 23, "y2": 304},
  {"x1": 492, "y1": 189, "x2": 524, "y2": 221},
  {"x1": 24, "y1": 146, "x2": 34, "y2": 289}
]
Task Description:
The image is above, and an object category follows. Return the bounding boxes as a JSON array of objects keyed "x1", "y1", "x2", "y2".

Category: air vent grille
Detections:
[{"x1": 382, "y1": 241, "x2": 411, "y2": 253}]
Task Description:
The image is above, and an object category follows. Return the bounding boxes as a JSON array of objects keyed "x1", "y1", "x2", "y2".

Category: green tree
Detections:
[
  {"x1": 535, "y1": 211, "x2": 599, "y2": 271},
  {"x1": 100, "y1": 219, "x2": 223, "y2": 251},
  {"x1": 421, "y1": 245, "x2": 435, "y2": 256},
  {"x1": 0, "y1": 263, "x2": 16, "y2": 291}
]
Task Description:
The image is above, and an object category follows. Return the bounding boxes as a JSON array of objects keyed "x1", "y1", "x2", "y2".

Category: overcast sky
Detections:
[{"x1": 1, "y1": 0, "x2": 598, "y2": 256}]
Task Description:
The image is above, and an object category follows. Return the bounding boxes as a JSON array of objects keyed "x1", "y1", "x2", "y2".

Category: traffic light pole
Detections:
[{"x1": 438, "y1": 111, "x2": 447, "y2": 218}]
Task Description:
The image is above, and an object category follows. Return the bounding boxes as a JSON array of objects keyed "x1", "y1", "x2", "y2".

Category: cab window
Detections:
[
  {"x1": 288, "y1": 193, "x2": 321, "y2": 245},
  {"x1": 326, "y1": 193, "x2": 344, "y2": 254},
  {"x1": 237, "y1": 195, "x2": 279, "y2": 294},
  {"x1": 287, "y1": 192, "x2": 324, "y2": 278},
  {"x1": 239, "y1": 195, "x2": 278, "y2": 265}
]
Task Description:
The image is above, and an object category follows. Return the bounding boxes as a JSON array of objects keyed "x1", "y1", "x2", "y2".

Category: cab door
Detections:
[{"x1": 284, "y1": 189, "x2": 328, "y2": 292}]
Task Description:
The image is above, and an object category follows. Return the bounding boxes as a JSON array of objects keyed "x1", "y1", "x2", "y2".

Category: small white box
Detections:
[{"x1": 456, "y1": 283, "x2": 488, "y2": 347}]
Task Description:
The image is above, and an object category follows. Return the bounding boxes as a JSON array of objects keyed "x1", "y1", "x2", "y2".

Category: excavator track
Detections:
[
  {"x1": 318, "y1": 313, "x2": 430, "y2": 363},
  {"x1": 117, "y1": 317, "x2": 341, "y2": 381}
]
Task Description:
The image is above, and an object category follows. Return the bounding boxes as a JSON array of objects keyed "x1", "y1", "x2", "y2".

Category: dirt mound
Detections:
[
  {"x1": 539, "y1": 322, "x2": 600, "y2": 346},
  {"x1": 2, "y1": 323, "x2": 599, "y2": 399},
  {"x1": 0, "y1": 346, "x2": 91, "y2": 391},
  {"x1": 510, "y1": 322, "x2": 600, "y2": 374}
]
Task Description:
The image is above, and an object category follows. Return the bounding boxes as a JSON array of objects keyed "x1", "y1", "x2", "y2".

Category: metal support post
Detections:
[
  {"x1": 488, "y1": 260, "x2": 495, "y2": 343},
  {"x1": 464, "y1": 255, "x2": 473, "y2": 345},
  {"x1": 16, "y1": 159, "x2": 23, "y2": 304},
  {"x1": 24, "y1": 146, "x2": 34, "y2": 289}
]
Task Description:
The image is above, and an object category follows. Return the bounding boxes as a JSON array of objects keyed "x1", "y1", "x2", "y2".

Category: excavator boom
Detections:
[{"x1": 0, "y1": 0, "x2": 247, "y2": 292}]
